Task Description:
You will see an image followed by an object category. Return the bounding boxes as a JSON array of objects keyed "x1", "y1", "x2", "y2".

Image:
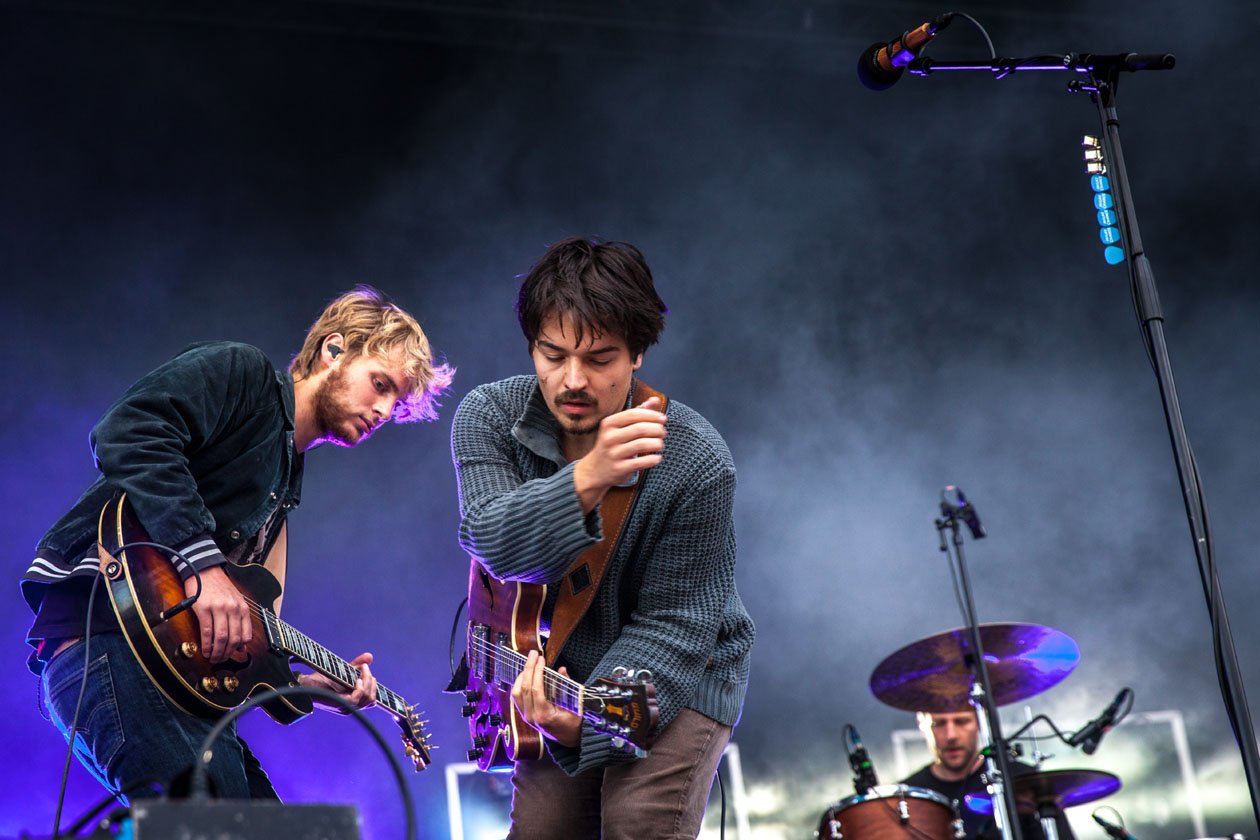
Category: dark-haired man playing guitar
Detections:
[{"x1": 452, "y1": 237, "x2": 756, "y2": 839}]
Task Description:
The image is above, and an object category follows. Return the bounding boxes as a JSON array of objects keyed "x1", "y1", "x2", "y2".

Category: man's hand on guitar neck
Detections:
[
  {"x1": 300, "y1": 652, "x2": 379, "y2": 714},
  {"x1": 188, "y1": 565, "x2": 253, "y2": 662},
  {"x1": 512, "y1": 650, "x2": 582, "y2": 748}
]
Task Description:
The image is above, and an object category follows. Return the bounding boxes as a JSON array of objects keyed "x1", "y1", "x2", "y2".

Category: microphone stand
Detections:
[
  {"x1": 905, "y1": 50, "x2": 1260, "y2": 828},
  {"x1": 935, "y1": 505, "x2": 1023, "y2": 840}
]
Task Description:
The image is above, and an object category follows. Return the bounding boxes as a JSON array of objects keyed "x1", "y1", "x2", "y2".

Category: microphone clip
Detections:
[
  {"x1": 939, "y1": 486, "x2": 986, "y2": 540},
  {"x1": 887, "y1": 13, "x2": 956, "y2": 68}
]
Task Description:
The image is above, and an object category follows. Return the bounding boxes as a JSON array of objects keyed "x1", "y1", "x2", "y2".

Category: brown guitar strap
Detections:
[{"x1": 545, "y1": 379, "x2": 667, "y2": 666}]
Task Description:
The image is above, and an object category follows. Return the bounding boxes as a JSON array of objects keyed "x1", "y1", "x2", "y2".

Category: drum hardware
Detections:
[
  {"x1": 964, "y1": 769, "x2": 1122, "y2": 818},
  {"x1": 835, "y1": 487, "x2": 1132, "y2": 840},
  {"x1": 845, "y1": 723, "x2": 881, "y2": 796},
  {"x1": 865, "y1": 488, "x2": 1085, "y2": 840},
  {"x1": 815, "y1": 786, "x2": 958, "y2": 840},
  {"x1": 1091, "y1": 807, "x2": 1134, "y2": 840}
]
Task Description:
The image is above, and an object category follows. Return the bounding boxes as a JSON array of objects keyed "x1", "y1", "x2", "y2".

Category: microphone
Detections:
[
  {"x1": 846, "y1": 725, "x2": 880, "y2": 795},
  {"x1": 1093, "y1": 813, "x2": 1136, "y2": 840},
  {"x1": 1068, "y1": 688, "x2": 1131, "y2": 755},
  {"x1": 857, "y1": 13, "x2": 955, "y2": 91},
  {"x1": 941, "y1": 486, "x2": 986, "y2": 540}
]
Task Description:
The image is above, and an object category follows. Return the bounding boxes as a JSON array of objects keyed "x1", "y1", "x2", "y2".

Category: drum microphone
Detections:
[
  {"x1": 845, "y1": 724, "x2": 880, "y2": 795},
  {"x1": 941, "y1": 486, "x2": 986, "y2": 540},
  {"x1": 1092, "y1": 812, "x2": 1137, "y2": 840},
  {"x1": 857, "y1": 13, "x2": 955, "y2": 91},
  {"x1": 1068, "y1": 687, "x2": 1132, "y2": 754}
]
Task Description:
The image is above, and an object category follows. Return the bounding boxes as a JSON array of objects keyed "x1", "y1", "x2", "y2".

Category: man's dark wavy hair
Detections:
[{"x1": 515, "y1": 236, "x2": 668, "y2": 358}]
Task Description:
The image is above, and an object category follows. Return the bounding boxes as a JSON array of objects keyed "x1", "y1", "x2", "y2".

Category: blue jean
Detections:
[{"x1": 41, "y1": 631, "x2": 278, "y2": 802}]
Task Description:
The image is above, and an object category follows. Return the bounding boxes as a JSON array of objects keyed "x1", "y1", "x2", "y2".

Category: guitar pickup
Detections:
[{"x1": 261, "y1": 609, "x2": 284, "y2": 652}]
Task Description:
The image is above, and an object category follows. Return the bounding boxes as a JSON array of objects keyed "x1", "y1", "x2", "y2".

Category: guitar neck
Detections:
[
  {"x1": 493, "y1": 643, "x2": 584, "y2": 714},
  {"x1": 267, "y1": 613, "x2": 409, "y2": 717}
]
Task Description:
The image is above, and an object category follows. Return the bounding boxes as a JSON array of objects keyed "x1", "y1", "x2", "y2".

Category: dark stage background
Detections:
[{"x1": 2, "y1": 1, "x2": 1258, "y2": 837}]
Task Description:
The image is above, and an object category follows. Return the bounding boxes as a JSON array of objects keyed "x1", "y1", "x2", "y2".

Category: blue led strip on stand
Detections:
[{"x1": 1083, "y1": 136, "x2": 1125, "y2": 264}]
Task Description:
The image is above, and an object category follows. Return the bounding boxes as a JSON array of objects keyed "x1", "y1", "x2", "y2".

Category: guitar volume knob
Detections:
[
  {"x1": 179, "y1": 642, "x2": 199, "y2": 658},
  {"x1": 201, "y1": 676, "x2": 220, "y2": 693}
]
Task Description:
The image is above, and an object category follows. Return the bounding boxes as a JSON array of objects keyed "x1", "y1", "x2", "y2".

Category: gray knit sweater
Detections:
[{"x1": 452, "y1": 375, "x2": 755, "y2": 774}]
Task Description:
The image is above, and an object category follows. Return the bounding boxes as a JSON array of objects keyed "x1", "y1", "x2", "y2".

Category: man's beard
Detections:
[
  {"x1": 940, "y1": 748, "x2": 975, "y2": 773},
  {"x1": 313, "y1": 364, "x2": 364, "y2": 448},
  {"x1": 554, "y1": 389, "x2": 600, "y2": 436}
]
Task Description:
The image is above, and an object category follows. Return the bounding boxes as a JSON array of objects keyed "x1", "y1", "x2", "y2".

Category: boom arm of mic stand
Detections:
[{"x1": 906, "y1": 53, "x2": 1174, "y2": 80}]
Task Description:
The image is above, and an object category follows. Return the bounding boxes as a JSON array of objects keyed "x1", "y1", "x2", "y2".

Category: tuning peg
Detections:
[
  {"x1": 461, "y1": 704, "x2": 477, "y2": 717},
  {"x1": 488, "y1": 714, "x2": 502, "y2": 727},
  {"x1": 467, "y1": 747, "x2": 483, "y2": 761}
]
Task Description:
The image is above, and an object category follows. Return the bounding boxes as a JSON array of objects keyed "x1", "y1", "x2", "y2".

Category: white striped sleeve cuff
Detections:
[{"x1": 169, "y1": 533, "x2": 227, "y2": 580}]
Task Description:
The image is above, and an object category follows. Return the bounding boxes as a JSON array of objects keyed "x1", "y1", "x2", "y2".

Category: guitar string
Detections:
[
  {"x1": 467, "y1": 636, "x2": 583, "y2": 705},
  {"x1": 466, "y1": 637, "x2": 648, "y2": 746},
  {"x1": 192, "y1": 596, "x2": 410, "y2": 713},
  {"x1": 196, "y1": 593, "x2": 590, "y2": 720}
]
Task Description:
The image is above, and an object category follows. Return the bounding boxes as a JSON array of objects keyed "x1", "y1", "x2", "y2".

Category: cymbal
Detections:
[
  {"x1": 964, "y1": 769, "x2": 1122, "y2": 814},
  {"x1": 869, "y1": 623, "x2": 1080, "y2": 712},
  {"x1": 1014, "y1": 769, "x2": 1122, "y2": 808}
]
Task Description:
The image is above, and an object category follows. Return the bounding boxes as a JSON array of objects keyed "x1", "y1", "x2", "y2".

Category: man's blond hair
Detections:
[{"x1": 290, "y1": 285, "x2": 454, "y2": 422}]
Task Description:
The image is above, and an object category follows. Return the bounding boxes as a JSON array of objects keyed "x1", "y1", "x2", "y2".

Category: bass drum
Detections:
[{"x1": 817, "y1": 785, "x2": 958, "y2": 840}]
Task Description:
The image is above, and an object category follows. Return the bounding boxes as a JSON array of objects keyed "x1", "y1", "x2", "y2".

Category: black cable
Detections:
[
  {"x1": 62, "y1": 779, "x2": 166, "y2": 836},
  {"x1": 51, "y1": 570, "x2": 104, "y2": 839},
  {"x1": 191, "y1": 683, "x2": 416, "y2": 840},
  {"x1": 945, "y1": 11, "x2": 996, "y2": 59},
  {"x1": 49, "y1": 538, "x2": 195, "y2": 838},
  {"x1": 449, "y1": 595, "x2": 467, "y2": 678},
  {"x1": 1004, "y1": 713, "x2": 1073, "y2": 746}
]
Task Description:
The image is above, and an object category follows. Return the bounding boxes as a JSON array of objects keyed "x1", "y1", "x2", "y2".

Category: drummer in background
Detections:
[{"x1": 901, "y1": 709, "x2": 1075, "y2": 840}]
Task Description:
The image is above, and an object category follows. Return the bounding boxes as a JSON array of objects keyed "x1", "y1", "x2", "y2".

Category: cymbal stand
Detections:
[
  {"x1": 1037, "y1": 801, "x2": 1064, "y2": 840},
  {"x1": 936, "y1": 494, "x2": 1024, "y2": 840}
]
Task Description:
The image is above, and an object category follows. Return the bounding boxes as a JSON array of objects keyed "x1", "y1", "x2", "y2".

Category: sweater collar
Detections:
[
  {"x1": 512, "y1": 381, "x2": 567, "y2": 466},
  {"x1": 510, "y1": 378, "x2": 642, "y2": 488}
]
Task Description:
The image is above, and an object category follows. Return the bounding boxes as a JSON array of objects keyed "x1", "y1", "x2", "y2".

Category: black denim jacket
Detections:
[{"x1": 21, "y1": 341, "x2": 304, "y2": 616}]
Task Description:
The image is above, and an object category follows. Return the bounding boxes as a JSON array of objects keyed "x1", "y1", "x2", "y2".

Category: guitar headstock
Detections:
[
  {"x1": 396, "y1": 705, "x2": 433, "y2": 772},
  {"x1": 583, "y1": 667, "x2": 659, "y2": 756}
]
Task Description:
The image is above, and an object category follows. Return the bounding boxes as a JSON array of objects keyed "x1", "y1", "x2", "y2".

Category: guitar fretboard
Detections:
[
  {"x1": 471, "y1": 637, "x2": 584, "y2": 714},
  {"x1": 264, "y1": 610, "x2": 408, "y2": 716}
]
